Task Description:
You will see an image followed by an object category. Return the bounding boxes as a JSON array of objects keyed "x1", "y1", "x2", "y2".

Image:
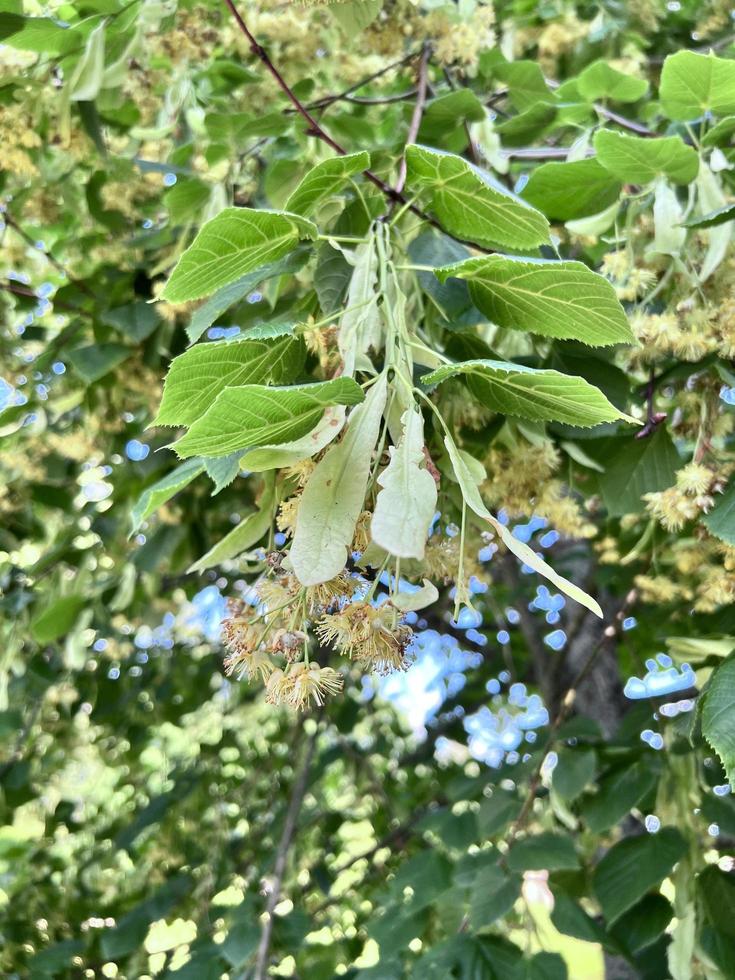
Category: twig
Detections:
[
  {"x1": 3, "y1": 213, "x2": 94, "y2": 297},
  {"x1": 395, "y1": 43, "x2": 431, "y2": 194},
  {"x1": 303, "y1": 50, "x2": 421, "y2": 111},
  {"x1": 221, "y1": 1, "x2": 491, "y2": 250},
  {"x1": 505, "y1": 589, "x2": 637, "y2": 844},
  {"x1": 253, "y1": 718, "x2": 320, "y2": 980},
  {"x1": 595, "y1": 105, "x2": 657, "y2": 138}
]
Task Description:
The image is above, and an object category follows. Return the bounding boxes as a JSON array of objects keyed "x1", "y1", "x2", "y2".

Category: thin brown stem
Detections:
[
  {"x1": 395, "y1": 42, "x2": 431, "y2": 194},
  {"x1": 252, "y1": 718, "x2": 320, "y2": 980},
  {"x1": 505, "y1": 589, "x2": 638, "y2": 844},
  {"x1": 303, "y1": 50, "x2": 421, "y2": 110},
  {"x1": 3, "y1": 214, "x2": 94, "y2": 297}
]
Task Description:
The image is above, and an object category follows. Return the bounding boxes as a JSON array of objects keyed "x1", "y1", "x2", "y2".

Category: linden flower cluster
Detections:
[
  {"x1": 600, "y1": 251, "x2": 657, "y2": 303},
  {"x1": 221, "y1": 566, "x2": 416, "y2": 709},
  {"x1": 643, "y1": 463, "x2": 720, "y2": 532},
  {"x1": 0, "y1": 104, "x2": 41, "y2": 179}
]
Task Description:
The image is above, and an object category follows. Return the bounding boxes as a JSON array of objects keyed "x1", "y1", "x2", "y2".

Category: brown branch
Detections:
[
  {"x1": 303, "y1": 50, "x2": 422, "y2": 110},
  {"x1": 253, "y1": 718, "x2": 320, "y2": 980},
  {"x1": 505, "y1": 589, "x2": 638, "y2": 845},
  {"x1": 221, "y1": 2, "x2": 490, "y2": 252},
  {"x1": 3, "y1": 214, "x2": 94, "y2": 297},
  {"x1": 395, "y1": 42, "x2": 431, "y2": 194}
]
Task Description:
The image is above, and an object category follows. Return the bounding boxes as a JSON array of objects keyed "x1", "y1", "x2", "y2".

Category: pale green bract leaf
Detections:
[
  {"x1": 660, "y1": 51, "x2": 735, "y2": 121},
  {"x1": 69, "y1": 21, "x2": 105, "y2": 101},
  {"x1": 188, "y1": 481, "x2": 275, "y2": 572},
  {"x1": 391, "y1": 580, "x2": 439, "y2": 612},
  {"x1": 436, "y1": 255, "x2": 634, "y2": 346},
  {"x1": 421, "y1": 358, "x2": 634, "y2": 427},
  {"x1": 405, "y1": 144, "x2": 550, "y2": 250},
  {"x1": 130, "y1": 459, "x2": 205, "y2": 533},
  {"x1": 371, "y1": 408, "x2": 437, "y2": 559},
  {"x1": 697, "y1": 163, "x2": 734, "y2": 284},
  {"x1": 577, "y1": 61, "x2": 648, "y2": 103},
  {"x1": 701, "y1": 654, "x2": 735, "y2": 786},
  {"x1": 239, "y1": 406, "x2": 347, "y2": 472},
  {"x1": 651, "y1": 180, "x2": 686, "y2": 257},
  {"x1": 339, "y1": 237, "x2": 381, "y2": 377},
  {"x1": 161, "y1": 208, "x2": 317, "y2": 303},
  {"x1": 154, "y1": 335, "x2": 304, "y2": 427},
  {"x1": 443, "y1": 432, "x2": 603, "y2": 617},
  {"x1": 173, "y1": 377, "x2": 364, "y2": 459},
  {"x1": 681, "y1": 203, "x2": 735, "y2": 230},
  {"x1": 285, "y1": 151, "x2": 370, "y2": 216},
  {"x1": 594, "y1": 130, "x2": 699, "y2": 185},
  {"x1": 290, "y1": 374, "x2": 388, "y2": 586}
]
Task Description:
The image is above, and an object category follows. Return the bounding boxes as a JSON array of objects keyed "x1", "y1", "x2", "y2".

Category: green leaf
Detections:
[
  {"x1": 703, "y1": 475, "x2": 735, "y2": 544},
  {"x1": 477, "y1": 790, "x2": 518, "y2": 837},
  {"x1": 522, "y1": 159, "x2": 622, "y2": 220},
  {"x1": 701, "y1": 654, "x2": 735, "y2": 786},
  {"x1": 186, "y1": 246, "x2": 309, "y2": 344},
  {"x1": 284, "y1": 151, "x2": 369, "y2": 216},
  {"x1": 239, "y1": 404, "x2": 347, "y2": 472},
  {"x1": 421, "y1": 358, "x2": 634, "y2": 427},
  {"x1": 161, "y1": 208, "x2": 317, "y2": 303},
  {"x1": 506, "y1": 832, "x2": 579, "y2": 872},
  {"x1": 436, "y1": 255, "x2": 634, "y2": 346},
  {"x1": 680, "y1": 203, "x2": 735, "y2": 229},
  {"x1": 442, "y1": 430, "x2": 603, "y2": 617},
  {"x1": 371, "y1": 407, "x2": 437, "y2": 559},
  {"x1": 598, "y1": 428, "x2": 680, "y2": 517},
  {"x1": 0, "y1": 13, "x2": 75, "y2": 53},
  {"x1": 581, "y1": 760, "x2": 658, "y2": 833},
  {"x1": 702, "y1": 115, "x2": 735, "y2": 148},
  {"x1": 203, "y1": 453, "x2": 243, "y2": 494},
  {"x1": 494, "y1": 60, "x2": 553, "y2": 112},
  {"x1": 418, "y1": 89, "x2": 487, "y2": 143},
  {"x1": 173, "y1": 377, "x2": 364, "y2": 460},
  {"x1": 188, "y1": 481, "x2": 275, "y2": 572},
  {"x1": 103, "y1": 301, "x2": 161, "y2": 342},
  {"x1": 164, "y1": 178, "x2": 212, "y2": 223},
  {"x1": 469, "y1": 865, "x2": 521, "y2": 929},
  {"x1": 577, "y1": 61, "x2": 649, "y2": 103},
  {"x1": 154, "y1": 335, "x2": 305, "y2": 427},
  {"x1": 31, "y1": 595, "x2": 86, "y2": 644},
  {"x1": 609, "y1": 894, "x2": 673, "y2": 955},
  {"x1": 552, "y1": 749, "x2": 596, "y2": 802},
  {"x1": 594, "y1": 130, "x2": 699, "y2": 185},
  {"x1": 660, "y1": 51, "x2": 735, "y2": 121},
  {"x1": 593, "y1": 827, "x2": 687, "y2": 923},
  {"x1": 495, "y1": 103, "x2": 557, "y2": 148},
  {"x1": 405, "y1": 144, "x2": 550, "y2": 250},
  {"x1": 290, "y1": 374, "x2": 387, "y2": 586},
  {"x1": 68, "y1": 342, "x2": 131, "y2": 383},
  {"x1": 130, "y1": 459, "x2": 206, "y2": 533},
  {"x1": 698, "y1": 866, "x2": 735, "y2": 938}
]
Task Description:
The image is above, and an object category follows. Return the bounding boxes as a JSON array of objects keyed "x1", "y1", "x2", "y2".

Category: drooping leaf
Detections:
[
  {"x1": 598, "y1": 428, "x2": 680, "y2": 517},
  {"x1": 371, "y1": 407, "x2": 437, "y2": 559},
  {"x1": 31, "y1": 595, "x2": 86, "y2": 644},
  {"x1": 130, "y1": 459, "x2": 206, "y2": 533},
  {"x1": 577, "y1": 61, "x2": 649, "y2": 103},
  {"x1": 594, "y1": 130, "x2": 699, "y2": 185},
  {"x1": 203, "y1": 453, "x2": 243, "y2": 494},
  {"x1": 580, "y1": 760, "x2": 659, "y2": 833},
  {"x1": 507, "y1": 832, "x2": 580, "y2": 872},
  {"x1": 405, "y1": 144, "x2": 550, "y2": 250},
  {"x1": 188, "y1": 482, "x2": 275, "y2": 572},
  {"x1": 173, "y1": 377, "x2": 365, "y2": 459},
  {"x1": 102, "y1": 302, "x2": 161, "y2": 342},
  {"x1": 435, "y1": 255, "x2": 634, "y2": 346},
  {"x1": 469, "y1": 864, "x2": 521, "y2": 929},
  {"x1": 701, "y1": 654, "x2": 735, "y2": 786},
  {"x1": 185, "y1": 246, "x2": 310, "y2": 344},
  {"x1": 494, "y1": 60, "x2": 553, "y2": 112},
  {"x1": 522, "y1": 158, "x2": 622, "y2": 220},
  {"x1": 68, "y1": 343, "x2": 131, "y2": 383},
  {"x1": 290, "y1": 374, "x2": 388, "y2": 586},
  {"x1": 161, "y1": 208, "x2": 317, "y2": 303},
  {"x1": 154, "y1": 335, "x2": 305, "y2": 427},
  {"x1": 660, "y1": 50, "x2": 735, "y2": 121},
  {"x1": 239, "y1": 405, "x2": 347, "y2": 472},
  {"x1": 338, "y1": 237, "x2": 381, "y2": 376},
  {"x1": 284, "y1": 151, "x2": 370, "y2": 216},
  {"x1": 421, "y1": 358, "x2": 635, "y2": 427},
  {"x1": 443, "y1": 431, "x2": 603, "y2": 617},
  {"x1": 680, "y1": 203, "x2": 735, "y2": 229},
  {"x1": 68, "y1": 21, "x2": 105, "y2": 102},
  {"x1": 703, "y1": 475, "x2": 735, "y2": 544},
  {"x1": 592, "y1": 827, "x2": 687, "y2": 923}
]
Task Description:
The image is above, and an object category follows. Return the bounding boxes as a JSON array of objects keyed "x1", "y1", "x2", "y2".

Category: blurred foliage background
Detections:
[{"x1": 2, "y1": 0, "x2": 735, "y2": 977}]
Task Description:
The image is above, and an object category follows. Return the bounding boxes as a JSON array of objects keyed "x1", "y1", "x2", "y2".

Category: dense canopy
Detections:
[{"x1": 1, "y1": 0, "x2": 735, "y2": 978}]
